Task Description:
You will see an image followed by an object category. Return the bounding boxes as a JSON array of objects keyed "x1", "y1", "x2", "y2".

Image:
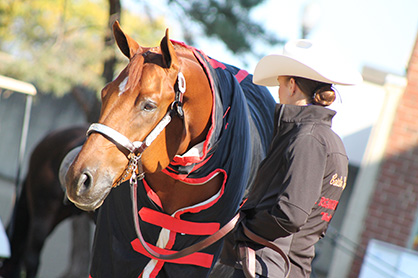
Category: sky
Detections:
[
  {"x1": 123, "y1": 0, "x2": 418, "y2": 165},
  {"x1": 123, "y1": 0, "x2": 418, "y2": 76}
]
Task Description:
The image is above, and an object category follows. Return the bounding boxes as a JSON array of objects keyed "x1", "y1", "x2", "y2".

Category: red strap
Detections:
[
  {"x1": 235, "y1": 69, "x2": 249, "y2": 83},
  {"x1": 209, "y1": 59, "x2": 227, "y2": 69},
  {"x1": 130, "y1": 178, "x2": 241, "y2": 263},
  {"x1": 131, "y1": 238, "x2": 214, "y2": 268},
  {"x1": 139, "y1": 207, "x2": 220, "y2": 235}
]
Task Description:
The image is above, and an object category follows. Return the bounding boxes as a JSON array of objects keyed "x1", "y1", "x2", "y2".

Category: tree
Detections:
[
  {"x1": 0, "y1": 0, "x2": 281, "y2": 121},
  {"x1": 0, "y1": 0, "x2": 166, "y2": 121},
  {"x1": 167, "y1": 0, "x2": 282, "y2": 54}
]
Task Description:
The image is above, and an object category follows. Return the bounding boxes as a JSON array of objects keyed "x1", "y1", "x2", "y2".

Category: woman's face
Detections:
[{"x1": 277, "y1": 76, "x2": 292, "y2": 104}]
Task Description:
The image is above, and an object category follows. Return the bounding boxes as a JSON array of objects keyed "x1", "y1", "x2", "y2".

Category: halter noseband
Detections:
[{"x1": 86, "y1": 72, "x2": 186, "y2": 186}]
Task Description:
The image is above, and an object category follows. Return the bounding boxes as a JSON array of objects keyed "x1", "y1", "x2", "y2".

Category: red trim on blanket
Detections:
[
  {"x1": 181, "y1": 169, "x2": 225, "y2": 187},
  {"x1": 171, "y1": 40, "x2": 188, "y2": 48},
  {"x1": 235, "y1": 69, "x2": 249, "y2": 83},
  {"x1": 168, "y1": 153, "x2": 213, "y2": 167},
  {"x1": 130, "y1": 239, "x2": 214, "y2": 268},
  {"x1": 163, "y1": 154, "x2": 213, "y2": 180},
  {"x1": 139, "y1": 207, "x2": 220, "y2": 235},
  {"x1": 143, "y1": 180, "x2": 163, "y2": 209},
  {"x1": 209, "y1": 58, "x2": 227, "y2": 69},
  {"x1": 174, "y1": 170, "x2": 226, "y2": 216},
  {"x1": 141, "y1": 169, "x2": 226, "y2": 217},
  {"x1": 163, "y1": 169, "x2": 226, "y2": 190},
  {"x1": 161, "y1": 168, "x2": 188, "y2": 180}
]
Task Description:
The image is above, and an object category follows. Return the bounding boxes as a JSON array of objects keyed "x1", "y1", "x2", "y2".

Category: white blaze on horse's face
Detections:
[{"x1": 118, "y1": 76, "x2": 129, "y2": 96}]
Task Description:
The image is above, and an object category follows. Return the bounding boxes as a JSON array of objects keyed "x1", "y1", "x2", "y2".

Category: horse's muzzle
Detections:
[{"x1": 61, "y1": 146, "x2": 113, "y2": 211}]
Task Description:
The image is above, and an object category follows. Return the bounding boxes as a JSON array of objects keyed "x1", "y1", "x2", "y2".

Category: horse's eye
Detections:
[{"x1": 141, "y1": 101, "x2": 157, "y2": 112}]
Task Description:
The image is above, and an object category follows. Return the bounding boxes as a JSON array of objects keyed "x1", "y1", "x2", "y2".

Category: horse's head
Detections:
[{"x1": 65, "y1": 22, "x2": 212, "y2": 211}]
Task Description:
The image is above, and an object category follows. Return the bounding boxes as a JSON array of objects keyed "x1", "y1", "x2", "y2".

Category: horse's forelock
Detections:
[
  {"x1": 124, "y1": 53, "x2": 144, "y2": 92},
  {"x1": 121, "y1": 45, "x2": 186, "y2": 97}
]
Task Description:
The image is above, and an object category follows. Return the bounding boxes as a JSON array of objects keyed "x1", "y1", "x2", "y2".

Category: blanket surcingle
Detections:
[{"x1": 89, "y1": 42, "x2": 275, "y2": 278}]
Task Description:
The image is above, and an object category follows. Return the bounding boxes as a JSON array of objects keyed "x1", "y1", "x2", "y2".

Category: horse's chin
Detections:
[
  {"x1": 72, "y1": 198, "x2": 106, "y2": 211},
  {"x1": 66, "y1": 184, "x2": 112, "y2": 212}
]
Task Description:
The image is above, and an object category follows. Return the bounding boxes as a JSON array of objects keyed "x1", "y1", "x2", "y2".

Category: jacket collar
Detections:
[{"x1": 278, "y1": 103, "x2": 335, "y2": 127}]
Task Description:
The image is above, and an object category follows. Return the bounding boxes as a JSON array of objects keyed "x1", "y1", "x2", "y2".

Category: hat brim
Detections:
[{"x1": 253, "y1": 54, "x2": 363, "y2": 87}]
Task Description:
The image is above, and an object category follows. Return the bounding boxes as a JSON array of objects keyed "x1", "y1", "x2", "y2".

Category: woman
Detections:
[{"x1": 219, "y1": 39, "x2": 362, "y2": 278}]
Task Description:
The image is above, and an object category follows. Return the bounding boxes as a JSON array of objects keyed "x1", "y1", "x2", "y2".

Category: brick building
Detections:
[{"x1": 328, "y1": 34, "x2": 418, "y2": 277}]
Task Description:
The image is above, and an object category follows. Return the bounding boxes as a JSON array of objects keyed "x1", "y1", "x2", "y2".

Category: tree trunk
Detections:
[
  {"x1": 102, "y1": 0, "x2": 121, "y2": 84},
  {"x1": 72, "y1": 0, "x2": 121, "y2": 123}
]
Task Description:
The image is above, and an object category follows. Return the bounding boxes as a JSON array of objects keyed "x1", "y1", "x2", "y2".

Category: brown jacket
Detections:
[{"x1": 221, "y1": 104, "x2": 348, "y2": 278}]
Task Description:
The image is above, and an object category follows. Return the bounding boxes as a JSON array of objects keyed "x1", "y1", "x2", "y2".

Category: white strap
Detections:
[{"x1": 87, "y1": 123, "x2": 142, "y2": 153}]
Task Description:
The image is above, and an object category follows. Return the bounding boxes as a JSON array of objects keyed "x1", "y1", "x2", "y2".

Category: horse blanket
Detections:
[{"x1": 89, "y1": 42, "x2": 276, "y2": 278}]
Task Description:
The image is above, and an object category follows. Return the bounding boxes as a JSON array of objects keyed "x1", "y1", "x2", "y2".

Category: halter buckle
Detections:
[{"x1": 173, "y1": 72, "x2": 186, "y2": 118}]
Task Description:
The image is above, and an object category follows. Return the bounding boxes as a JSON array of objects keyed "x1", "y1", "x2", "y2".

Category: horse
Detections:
[
  {"x1": 64, "y1": 21, "x2": 276, "y2": 278},
  {"x1": 0, "y1": 126, "x2": 91, "y2": 278}
]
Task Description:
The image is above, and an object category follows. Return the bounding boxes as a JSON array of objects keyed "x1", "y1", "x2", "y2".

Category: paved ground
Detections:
[{"x1": 0, "y1": 177, "x2": 87, "y2": 278}]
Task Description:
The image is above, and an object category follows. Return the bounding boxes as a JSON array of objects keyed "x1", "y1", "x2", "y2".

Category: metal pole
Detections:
[
  {"x1": 0, "y1": 75, "x2": 36, "y2": 238},
  {"x1": 15, "y1": 94, "x2": 33, "y2": 194},
  {"x1": 7, "y1": 94, "x2": 33, "y2": 238}
]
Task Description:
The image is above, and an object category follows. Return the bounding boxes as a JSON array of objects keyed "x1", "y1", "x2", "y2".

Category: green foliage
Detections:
[
  {"x1": 121, "y1": 10, "x2": 167, "y2": 48},
  {"x1": 0, "y1": 0, "x2": 106, "y2": 96},
  {"x1": 0, "y1": 0, "x2": 277, "y2": 99},
  {"x1": 0, "y1": 0, "x2": 165, "y2": 97}
]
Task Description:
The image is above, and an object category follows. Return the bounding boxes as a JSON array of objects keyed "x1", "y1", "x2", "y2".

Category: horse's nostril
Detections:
[{"x1": 77, "y1": 172, "x2": 93, "y2": 195}]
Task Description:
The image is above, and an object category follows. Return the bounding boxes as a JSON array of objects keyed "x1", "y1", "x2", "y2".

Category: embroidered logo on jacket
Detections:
[
  {"x1": 317, "y1": 196, "x2": 339, "y2": 222},
  {"x1": 330, "y1": 173, "x2": 347, "y2": 190}
]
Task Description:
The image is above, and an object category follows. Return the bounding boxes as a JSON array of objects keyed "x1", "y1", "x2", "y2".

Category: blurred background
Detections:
[{"x1": 1, "y1": 0, "x2": 418, "y2": 277}]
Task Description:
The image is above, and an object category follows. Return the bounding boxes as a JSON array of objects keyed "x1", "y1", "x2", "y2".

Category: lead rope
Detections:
[
  {"x1": 129, "y1": 157, "x2": 241, "y2": 261},
  {"x1": 240, "y1": 223, "x2": 291, "y2": 278},
  {"x1": 128, "y1": 160, "x2": 289, "y2": 277}
]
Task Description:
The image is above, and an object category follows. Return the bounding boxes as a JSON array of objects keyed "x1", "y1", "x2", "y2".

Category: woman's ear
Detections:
[{"x1": 288, "y1": 78, "x2": 297, "y2": 95}]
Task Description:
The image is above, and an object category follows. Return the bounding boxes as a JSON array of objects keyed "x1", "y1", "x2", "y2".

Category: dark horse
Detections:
[
  {"x1": 64, "y1": 21, "x2": 275, "y2": 278},
  {"x1": 0, "y1": 126, "x2": 91, "y2": 278}
]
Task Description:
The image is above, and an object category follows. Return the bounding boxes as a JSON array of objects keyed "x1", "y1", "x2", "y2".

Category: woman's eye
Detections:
[{"x1": 142, "y1": 101, "x2": 157, "y2": 112}]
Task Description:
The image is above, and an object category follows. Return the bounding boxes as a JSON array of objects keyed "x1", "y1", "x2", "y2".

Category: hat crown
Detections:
[
  {"x1": 284, "y1": 40, "x2": 325, "y2": 69},
  {"x1": 285, "y1": 40, "x2": 314, "y2": 53},
  {"x1": 253, "y1": 39, "x2": 363, "y2": 87}
]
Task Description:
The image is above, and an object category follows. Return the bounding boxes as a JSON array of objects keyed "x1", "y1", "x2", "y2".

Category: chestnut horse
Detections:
[
  {"x1": 64, "y1": 21, "x2": 275, "y2": 278},
  {"x1": 0, "y1": 126, "x2": 90, "y2": 278}
]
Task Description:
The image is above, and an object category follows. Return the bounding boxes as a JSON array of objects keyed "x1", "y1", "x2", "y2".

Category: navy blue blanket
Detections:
[{"x1": 89, "y1": 44, "x2": 275, "y2": 278}]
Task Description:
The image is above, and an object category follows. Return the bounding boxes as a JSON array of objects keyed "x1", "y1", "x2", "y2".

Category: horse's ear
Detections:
[
  {"x1": 112, "y1": 21, "x2": 141, "y2": 59},
  {"x1": 160, "y1": 28, "x2": 179, "y2": 70}
]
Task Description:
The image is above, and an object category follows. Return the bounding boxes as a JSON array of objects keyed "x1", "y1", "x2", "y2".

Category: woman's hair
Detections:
[{"x1": 292, "y1": 77, "x2": 336, "y2": 106}]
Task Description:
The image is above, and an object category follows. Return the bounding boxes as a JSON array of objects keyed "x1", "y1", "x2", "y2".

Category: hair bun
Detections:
[{"x1": 313, "y1": 86, "x2": 336, "y2": 106}]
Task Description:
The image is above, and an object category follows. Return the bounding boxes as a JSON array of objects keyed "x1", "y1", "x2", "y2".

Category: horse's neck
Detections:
[
  {"x1": 179, "y1": 52, "x2": 213, "y2": 151},
  {"x1": 145, "y1": 170, "x2": 223, "y2": 215},
  {"x1": 145, "y1": 50, "x2": 217, "y2": 214}
]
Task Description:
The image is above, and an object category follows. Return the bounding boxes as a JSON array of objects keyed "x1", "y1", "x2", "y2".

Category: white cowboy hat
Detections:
[{"x1": 253, "y1": 39, "x2": 363, "y2": 86}]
